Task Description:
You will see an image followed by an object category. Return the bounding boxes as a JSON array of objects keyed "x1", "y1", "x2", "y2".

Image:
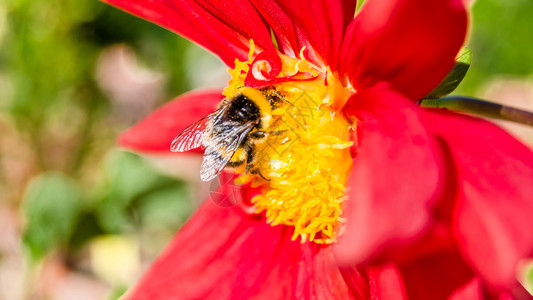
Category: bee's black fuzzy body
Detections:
[{"x1": 171, "y1": 87, "x2": 286, "y2": 181}]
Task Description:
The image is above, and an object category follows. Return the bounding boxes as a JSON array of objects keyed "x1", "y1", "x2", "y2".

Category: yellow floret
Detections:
[{"x1": 226, "y1": 42, "x2": 354, "y2": 244}]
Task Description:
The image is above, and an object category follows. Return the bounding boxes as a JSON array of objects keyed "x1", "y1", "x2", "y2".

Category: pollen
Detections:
[{"x1": 227, "y1": 44, "x2": 355, "y2": 244}]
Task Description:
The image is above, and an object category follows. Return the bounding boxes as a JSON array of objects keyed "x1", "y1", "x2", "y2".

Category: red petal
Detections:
[
  {"x1": 448, "y1": 279, "x2": 485, "y2": 300},
  {"x1": 118, "y1": 89, "x2": 223, "y2": 153},
  {"x1": 336, "y1": 86, "x2": 445, "y2": 265},
  {"x1": 367, "y1": 265, "x2": 407, "y2": 300},
  {"x1": 248, "y1": 0, "x2": 302, "y2": 57},
  {"x1": 423, "y1": 110, "x2": 533, "y2": 291},
  {"x1": 396, "y1": 250, "x2": 474, "y2": 300},
  {"x1": 340, "y1": 0, "x2": 467, "y2": 100},
  {"x1": 272, "y1": 0, "x2": 357, "y2": 69},
  {"x1": 448, "y1": 279, "x2": 533, "y2": 300},
  {"x1": 101, "y1": 0, "x2": 274, "y2": 66},
  {"x1": 123, "y1": 199, "x2": 367, "y2": 299}
]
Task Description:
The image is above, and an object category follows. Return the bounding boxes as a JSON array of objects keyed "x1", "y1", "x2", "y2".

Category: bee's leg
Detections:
[
  {"x1": 267, "y1": 130, "x2": 286, "y2": 136},
  {"x1": 270, "y1": 90, "x2": 294, "y2": 106},
  {"x1": 250, "y1": 168, "x2": 271, "y2": 181},
  {"x1": 250, "y1": 130, "x2": 286, "y2": 139},
  {"x1": 249, "y1": 131, "x2": 267, "y2": 140},
  {"x1": 244, "y1": 144, "x2": 271, "y2": 181},
  {"x1": 244, "y1": 143, "x2": 255, "y2": 173}
]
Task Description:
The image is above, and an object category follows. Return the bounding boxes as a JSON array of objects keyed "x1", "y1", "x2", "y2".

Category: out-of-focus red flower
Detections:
[{"x1": 103, "y1": 0, "x2": 533, "y2": 298}]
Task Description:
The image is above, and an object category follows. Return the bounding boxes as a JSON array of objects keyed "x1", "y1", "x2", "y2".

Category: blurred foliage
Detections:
[
  {"x1": 22, "y1": 173, "x2": 82, "y2": 260},
  {"x1": 94, "y1": 151, "x2": 192, "y2": 237},
  {"x1": 0, "y1": 0, "x2": 532, "y2": 298},
  {"x1": 458, "y1": 0, "x2": 533, "y2": 94},
  {"x1": 19, "y1": 148, "x2": 193, "y2": 256},
  {"x1": 0, "y1": 0, "x2": 202, "y2": 297},
  {"x1": 0, "y1": 0, "x2": 195, "y2": 175},
  {"x1": 1, "y1": 0, "x2": 197, "y2": 234}
]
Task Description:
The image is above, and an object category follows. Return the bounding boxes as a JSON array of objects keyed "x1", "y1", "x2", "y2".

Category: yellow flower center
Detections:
[{"x1": 224, "y1": 43, "x2": 354, "y2": 244}]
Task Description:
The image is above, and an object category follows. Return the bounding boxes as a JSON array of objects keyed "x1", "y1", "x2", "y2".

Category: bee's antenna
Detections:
[{"x1": 271, "y1": 90, "x2": 294, "y2": 106}]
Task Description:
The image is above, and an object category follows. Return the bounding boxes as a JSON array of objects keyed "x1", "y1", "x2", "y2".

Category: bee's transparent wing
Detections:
[
  {"x1": 200, "y1": 122, "x2": 255, "y2": 181},
  {"x1": 170, "y1": 115, "x2": 211, "y2": 152},
  {"x1": 170, "y1": 105, "x2": 231, "y2": 152}
]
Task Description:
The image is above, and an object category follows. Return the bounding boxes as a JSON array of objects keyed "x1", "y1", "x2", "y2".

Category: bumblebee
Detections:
[{"x1": 170, "y1": 87, "x2": 286, "y2": 181}]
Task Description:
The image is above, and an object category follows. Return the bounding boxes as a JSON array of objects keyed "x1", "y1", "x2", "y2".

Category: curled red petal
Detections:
[
  {"x1": 273, "y1": 0, "x2": 357, "y2": 69},
  {"x1": 118, "y1": 89, "x2": 223, "y2": 153},
  {"x1": 335, "y1": 86, "x2": 445, "y2": 266},
  {"x1": 123, "y1": 198, "x2": 369, "y2": 299},
  {"x1": 246, "y1": 51, "x2": 282, "y2": 80},
  {"x1": 340, "y1": 0, "x2": 467, "y2": 100},
  {"x1": 101, "y1": 0, "x2": 274, "y2": 66},
  {"x1": 244, "y1": 51, "x2": 317, "y2": 88},
  {"x1": 423, "y1": 109, "x2": 533, "y2": 291}
]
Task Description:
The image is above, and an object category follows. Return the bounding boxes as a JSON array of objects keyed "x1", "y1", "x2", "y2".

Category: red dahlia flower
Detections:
[{"x1": 103, "y1": 0, "x2": 533, "y2": 298}]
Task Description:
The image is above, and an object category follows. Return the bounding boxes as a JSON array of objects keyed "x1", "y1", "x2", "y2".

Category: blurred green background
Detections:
[{"x1": 0, "y1": 0, "x2": 532, "y2": 299}]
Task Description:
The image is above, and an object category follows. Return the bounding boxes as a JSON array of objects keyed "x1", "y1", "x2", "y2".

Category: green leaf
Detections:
[
  {"x1": 107, "y1": 286, "x2": 128, "y2": 300},
  {"x1": 95, "y1": 151, "x2": 189, "y2": 233},
  {"x1": 527, "y1": 264, "x2": 533, "y2": 295},
  {"x1": 135, "y1": 185, "x2": 191, "y2": 230},
  {"x1": 356, "y1": 0, "x2": 366, "y2": 12},
  {"x1": 425, "y1": 47, "x2": 472, "y2": 99},
  {"x1": 22, "y1": 172, "x2": 82, "y2": 261}
]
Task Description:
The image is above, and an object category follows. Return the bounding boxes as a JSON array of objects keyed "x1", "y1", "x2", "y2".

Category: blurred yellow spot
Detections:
[{"x1": 89, "y1": 235, "x2": 140, "y2": 286}]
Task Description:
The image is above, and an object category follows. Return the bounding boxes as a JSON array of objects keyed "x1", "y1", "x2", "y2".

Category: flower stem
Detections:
[{"x1": 419, "y1": 96, "x2": 533, "y2": 127}]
